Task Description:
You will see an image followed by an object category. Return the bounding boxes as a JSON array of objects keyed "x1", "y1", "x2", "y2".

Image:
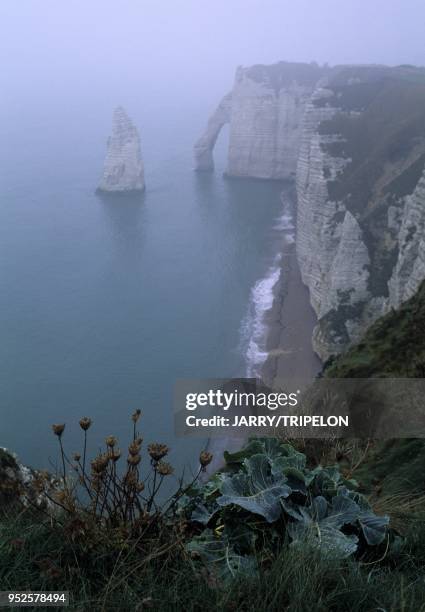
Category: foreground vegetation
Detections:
[
  {"x1": 1, "y1": 422, "x2": 424, "y2": 611},
  {"x1": 2, "y1": 283, "x2": 425, "y2": 610},
  {"x1": 324, "y1": 279, "x2": 425, "y2": 498},
  {"x1": 1, "y1": 505, "x2": 425, "y2": 611}
]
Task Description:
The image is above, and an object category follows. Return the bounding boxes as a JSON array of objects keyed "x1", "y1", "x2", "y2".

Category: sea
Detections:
[{"x1": 0, "y1": 94, "x2": 294, "y2": 477}]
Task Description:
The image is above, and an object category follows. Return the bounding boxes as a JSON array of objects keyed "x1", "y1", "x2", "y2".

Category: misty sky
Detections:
[
  {"x1": 1, "y1": 1, "x2": 425, "y2": 115},
  {"x1": 0, "y1": 0, "x2": 425, "y2": 139}
]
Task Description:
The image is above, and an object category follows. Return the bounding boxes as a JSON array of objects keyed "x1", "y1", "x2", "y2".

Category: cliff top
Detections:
[
  {"x1": 240, "y1": 61, "x2": 425, "y2": 93},
  {"x1": 242, "y1": 61, "x2": 328, "y2": 91}
]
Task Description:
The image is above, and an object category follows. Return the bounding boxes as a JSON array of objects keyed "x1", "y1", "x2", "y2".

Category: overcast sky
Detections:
[{"x1": 1, "y1": 1, "x2": 425, "y2": 110}]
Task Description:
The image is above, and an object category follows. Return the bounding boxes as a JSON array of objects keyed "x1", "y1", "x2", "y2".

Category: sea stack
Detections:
[{"x1": 97, "y1": 106, "x2": 145, "y2": 192}]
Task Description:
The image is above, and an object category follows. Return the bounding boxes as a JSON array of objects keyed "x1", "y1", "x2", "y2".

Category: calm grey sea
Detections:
[{"x1": 0, "y1": 97, "x2": 285, "y2": 475}]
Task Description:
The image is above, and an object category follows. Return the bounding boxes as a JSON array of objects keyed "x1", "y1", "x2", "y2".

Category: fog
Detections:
[{"x1": 1, "y1": 0, "x2": 425, "y2": 113}]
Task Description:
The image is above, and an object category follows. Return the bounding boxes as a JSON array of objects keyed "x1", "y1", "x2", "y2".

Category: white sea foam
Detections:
[
  {"x1": 274, "y1": 197, "x2": 295, "y2": 243},
  {"x1": 240, "y1": 200, "x2": 295, "y2": 377},
  {"x1": 273, "y1": 212, "x2": 294, "y2": 231}
]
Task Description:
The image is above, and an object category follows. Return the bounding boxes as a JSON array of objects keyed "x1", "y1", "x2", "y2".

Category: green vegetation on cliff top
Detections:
[
  {"x1": 318, "y1": 66, "x2": 425, "y2": 296},
  {"x1": 324, "y1": 280, "x2": 425, "y2": 378},
  {"x1": 324, "y1": 280, "x2": 425, "y2": 497}
]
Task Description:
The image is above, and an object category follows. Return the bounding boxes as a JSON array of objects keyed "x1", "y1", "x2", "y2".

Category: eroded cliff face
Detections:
[
  {"x1": 295, "y1": 82, "x2": 379, "y2": 359},
  {"x1": 388, "y1": 169, "x2": 425, "y2": 307},
  {"x1": 296, "y1": 66, "x2": 425, "y2": 359},
  {"x1": 197, "y1": 62, "x2": 425, "y2": 360},
  {"x1": 0, "y1": 447, "x2": 59, "y2": 510},
  {"x1": 194, "y1": 62, "x2": 325, "y2": 178},
  {"x1": 226, "y1": 65, "x2": 319, "y2": 179},
  {"x1": 98, "y1": 107, "x2": 145, "y2": 193},
  {"x1": 194, "y1": 93, "x2": 232, "y2": 171}
]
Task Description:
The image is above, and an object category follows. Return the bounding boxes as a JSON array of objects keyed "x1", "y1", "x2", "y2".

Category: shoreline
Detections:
[
  {"x1": 261, "y1": 236, "x2": 322, "y2": 388},
  {"x1": 205, "y1": 189, "x2": 321, "y2": 474}
]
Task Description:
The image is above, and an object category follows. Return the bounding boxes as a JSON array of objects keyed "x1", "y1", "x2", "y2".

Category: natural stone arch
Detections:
[{"x1": 194, "y1": 92, "x2": 232, "y2": 171}]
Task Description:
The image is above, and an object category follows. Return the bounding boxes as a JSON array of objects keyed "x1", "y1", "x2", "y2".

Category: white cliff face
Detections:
[
  {"x1": 196, "y1": 62, "x2": 425, "y2": 360},
  {"x1": 296, "y1": 88, "x2": 346, "y2": 314},
  {"x1": 194, "y1": 93, "x2": 232, "y2": 171},
  {"x1": 226, "y1": 68, "x2": 312, "y2": 179},
  {"x1": 98, "y1": 107, "x2": 145, "y2": 192},
  {"x1": 296, "y1": 78, "x2": 425, "y2": 360},
  {"x1": 388, "y1": 169, "x2": 425, "y2": 307},
  {"x1": 295, "y1": 88, "x2": 378, "y2": 359},
  {"x1": 194, "y1": 63, "x2": 322, "y2": 178},
  {"x1": 326, "y1": 212, "x2": 371, "y2": 311},
  {"x1": 0, "y1": 447, "x2": 60, "y2": 510}
]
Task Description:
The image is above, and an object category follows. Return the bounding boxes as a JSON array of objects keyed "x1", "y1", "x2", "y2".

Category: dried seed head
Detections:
[
  {"x1": 147, "y1": 443, "x2": 169, "y2": 461},
  {"x1": 105, "y1": 436, "x2": 117, "y2": 448},
  {"x1": 124, "y1": 471, "x2": 138, "y2": 487},
  {"x1": 136, "y1": 482, "x2": 145, "y2": 493},
  {"x1": 72, "y1": 453, "x2": 81, "y2": 462},
  {"x1": 79, "y1": 417, "x2": 92, "y2": 431},
  {"x1": 128, "y1": 440, "x2": 142, "y2": 456},
  {"x1": 199, "y1": 451, "x2": 213, "y2": 468},
  {"x1": 131, "y1": 409, "x2": 142, "y2": 423},
  {"x1": 91, "y1": 454, "x2": 109, "y2": 474},
  {"x1": 127, "y1": 454, "x2": 141, "y2": 467},
  {"x1": 52, "y1": 424, "x2": 65, "y2": 437},
  {"x1": 156, "y1": 461, "x2": 173, "y2": 476}
]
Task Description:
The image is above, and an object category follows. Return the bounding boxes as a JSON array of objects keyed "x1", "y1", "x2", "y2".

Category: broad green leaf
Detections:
[
  {"x1": 191, "y1": 503, "x2": 217, "y2": 526},
  {"x1": 277, "y1": 444, "x2": 307, "y2": 468},
  {"x1": 223, "y1": 440, "x2": 265, "y2": 466},
  {"x1": 217, "y1": 454, "x2": 291, "y2": 522},
  {"x1": 278, "y1": 467, "x2": 307, "y2": 494},
  {"x1": 290, "y1": 523, "x2": 359, "y2": 558},
  {"x1": 187, "y1": 530, "x2": 257, "y2": 580},
  {"x1": 337, "y1": 487, "x2": 389, "y2": 544},
  {"x1": 281, "y1": 499, "x2": 311, "y2": 521},
  {"x1": 201, "y1": 472, "x2": 227, "y2": 499},
  {"x1": 287, "y1": 494, "x2": 362, "y2": 558},
  {"x1": 327, "y1": 494, "x2": 361, "y2": 528},
  {"x1": 262, "y1": 439, "x2": 290, "y2": 461},
  {"x1": 358, "y1": 512, "x2": 389, "y2": 545},
  {"x1": 310, "y1": 465, "x2": 342, "y2": 497}
]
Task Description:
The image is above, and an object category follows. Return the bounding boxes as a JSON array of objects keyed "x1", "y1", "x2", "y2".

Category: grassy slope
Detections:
[
  {"x1": 324, "y1": 280, "x2": 425, "y2": 495},
  {"x1": 1, "y1": 508, "x2": 425, "y2": 611},
  {"x1": 325, "y1": 280, "x2": 425, "y2": 378}
]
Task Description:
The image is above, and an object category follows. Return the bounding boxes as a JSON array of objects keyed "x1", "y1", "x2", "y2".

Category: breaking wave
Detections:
[{"x1": 239, "y1": 199, "x2": 294, "y2": 377}]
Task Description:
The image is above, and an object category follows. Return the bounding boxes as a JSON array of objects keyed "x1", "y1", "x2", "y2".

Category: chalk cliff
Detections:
[
  {"x1": 198, "y1": 62, "x2": 425, "y2": 360},
  {"x1": 195, "y1": 62, "x2": 326, "y2": 178},
  {"x1": 194, "y1": 93, "x2": 232, "y2": 171},
  {"x1": 98, "y1": 107, "x2": 145, "y2": 192},
  {"x1": 0, "y1": 447, "x2": 59, "y2": 510},
  {"x1": 296, "y1": 66, "x2": 425, "y2": 359},
  {"x1": 388, "y1": 168, "x2": 425, "y2": 307}
]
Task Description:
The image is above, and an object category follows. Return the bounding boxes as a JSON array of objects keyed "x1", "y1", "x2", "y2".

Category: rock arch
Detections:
[{"x1": 194, "y1": 92, "x2": 232, "y2": 171}]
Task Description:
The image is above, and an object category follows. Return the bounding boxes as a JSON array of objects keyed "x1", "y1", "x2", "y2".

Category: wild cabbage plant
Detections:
[{"x1": 184, "y1": 439, "x2": 389, "y2": 579}]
